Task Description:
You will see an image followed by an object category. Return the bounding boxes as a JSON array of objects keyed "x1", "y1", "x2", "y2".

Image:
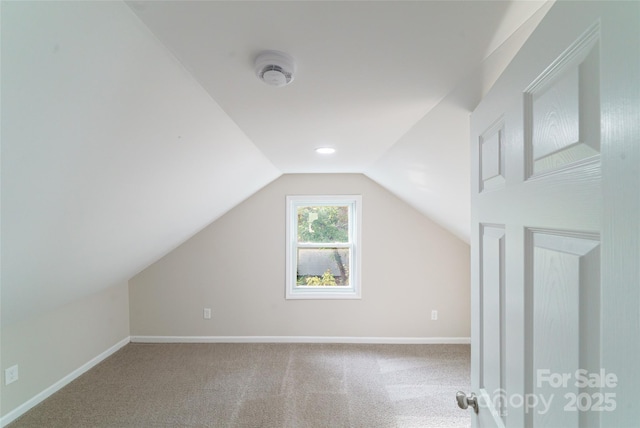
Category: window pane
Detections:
[
  {"x1": 297, "y1": 205, "x2": 349, "y2": 243},
  {"x1": 296, "y1": 248, "x2": 350, "y2": 286}
]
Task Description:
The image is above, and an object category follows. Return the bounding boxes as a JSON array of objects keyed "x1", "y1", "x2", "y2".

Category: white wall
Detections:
[
  {"x1": 130, "y1": 174, "x2": 470, "y2": 339},
  {"x1": 0, "y1": 282, "x2": 130, "y2": 421}
]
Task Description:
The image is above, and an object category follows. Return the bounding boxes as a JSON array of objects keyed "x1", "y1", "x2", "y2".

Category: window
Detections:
[{"x1": 286, "y1": 195, "x2": 362, "y2": 299}]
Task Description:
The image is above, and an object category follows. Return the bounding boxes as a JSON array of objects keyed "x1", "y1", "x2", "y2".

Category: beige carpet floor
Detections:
[{"x1": 9, "y1": 343, "x2": 471, "y2": 428}]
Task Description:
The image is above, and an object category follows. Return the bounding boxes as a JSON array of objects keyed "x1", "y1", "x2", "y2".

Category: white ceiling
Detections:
[
  {"x1": 128, "y1": 0, "x2": 547, "y2": 174},
  {"x1": 1, "y1": 1, "x2": 551, "y2": 325},
  {"x1": 127, "y1": 0, "x2": 551, "y2": 240}
]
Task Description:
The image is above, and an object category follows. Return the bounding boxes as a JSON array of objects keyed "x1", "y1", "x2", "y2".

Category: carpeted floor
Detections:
[{"x1": 9, "y1": 343, "x2": 471, "y2": 427}]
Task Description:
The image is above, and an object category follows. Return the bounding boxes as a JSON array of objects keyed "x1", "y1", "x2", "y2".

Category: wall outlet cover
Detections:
[{"x1": 5, "y1": 365, "x2": 19, "y2": 385}]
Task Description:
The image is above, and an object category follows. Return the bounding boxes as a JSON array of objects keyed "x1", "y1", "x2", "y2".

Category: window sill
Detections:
[{"x1": 286, "y1": 288, "x2": 361, "y2": 300}]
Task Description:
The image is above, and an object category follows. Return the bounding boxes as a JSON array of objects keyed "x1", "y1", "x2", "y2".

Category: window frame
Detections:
[{"x1": 285, "y1": 195, "x2": 362, "y2": 300}]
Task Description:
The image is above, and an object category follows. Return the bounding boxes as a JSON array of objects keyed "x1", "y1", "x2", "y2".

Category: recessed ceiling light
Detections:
[{"x1": 316, "y1": 147, "x2": 336, "y2": 154}]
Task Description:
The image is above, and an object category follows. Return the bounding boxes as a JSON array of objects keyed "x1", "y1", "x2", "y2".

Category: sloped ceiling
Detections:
[
  {"x1": 1, "y1": 1, "x2": 550, "y2": 325},
  {"x1": 1, "y1": 1, "x2": 281, "y2": 325},
  {"x1": 127, "y1": 0, "x2": 551, "y2": 241}
]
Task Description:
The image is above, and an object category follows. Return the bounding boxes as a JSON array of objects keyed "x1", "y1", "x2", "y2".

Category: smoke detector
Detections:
[{"x1": 255, "y1": 50, "x2": 296, "y2": 87}]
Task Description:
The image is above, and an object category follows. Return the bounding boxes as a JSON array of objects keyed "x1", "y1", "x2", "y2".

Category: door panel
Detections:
[
  {"x1": 478, "y1": 225, "x2": 506, "y2": 426},
  {"x1": 528, "y1": 231, "x2": 600, "y2": 428},
  {"x1": 525, "y1": 23, "x2": 600, "y2": 177},
  {"x1": 479, "y1": 119, "x2": 506, "y2": 192}
]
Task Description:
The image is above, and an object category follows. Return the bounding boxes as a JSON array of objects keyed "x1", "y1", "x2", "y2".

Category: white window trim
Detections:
[{"x1": 286, "y1": 195, "x2": 362, "y2": 300}]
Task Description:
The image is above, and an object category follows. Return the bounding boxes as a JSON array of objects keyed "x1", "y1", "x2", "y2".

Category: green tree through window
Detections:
[{"x1": 296, "y1": 205, "x2": 349, "y2": 285}]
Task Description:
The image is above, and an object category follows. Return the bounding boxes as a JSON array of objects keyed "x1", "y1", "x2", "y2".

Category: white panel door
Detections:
[{"x1": 465, "y1": 2, "x2": 639, "y2": 427}]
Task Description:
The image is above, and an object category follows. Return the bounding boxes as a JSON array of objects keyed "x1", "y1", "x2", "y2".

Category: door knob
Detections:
[{"x1": 456, "y1": 391, "x2": 479, "y2": 414}]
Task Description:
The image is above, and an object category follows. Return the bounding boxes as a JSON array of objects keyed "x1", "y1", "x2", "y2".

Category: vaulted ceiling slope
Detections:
[
  {"x1": 1, "y1": 1, "x2": 281, "y2": 325},
  {"x1": 1, "y1": 1, "x2": 549, "y2": 325},
  {"x1": 127, "y1": 0, "x2": 551, "y2": 241},
  {"x1": 367, "y1": 1, "x2": 552, "y2": 241}
]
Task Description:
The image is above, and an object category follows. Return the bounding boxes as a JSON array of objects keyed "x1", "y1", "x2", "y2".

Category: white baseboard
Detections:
[
  {"x1": 0, "y1": 336, "x2": 130, "y2": 428},
  {"x1": 130, "y1": 336, "x2": 471, "y2": 344}
]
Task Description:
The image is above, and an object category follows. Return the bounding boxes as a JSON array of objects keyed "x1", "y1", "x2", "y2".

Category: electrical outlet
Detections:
[
  {"x1": 5, "y1": 365, "x2": 18, "y2": 385},
  {"x1": 431, "y1": 310, "x2": 438, "y2": 321},
  {"x1": 203, "y1": 308, "x2": 212, "y2": 319}
]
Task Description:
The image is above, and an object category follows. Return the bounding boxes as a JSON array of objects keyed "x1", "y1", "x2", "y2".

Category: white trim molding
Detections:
[
  {"x1": 130, "y1": 336, "x2": 471, "y2": 344},
  {"x1": 0, "y1": 336, "x2": 130, "y2": 428}
]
